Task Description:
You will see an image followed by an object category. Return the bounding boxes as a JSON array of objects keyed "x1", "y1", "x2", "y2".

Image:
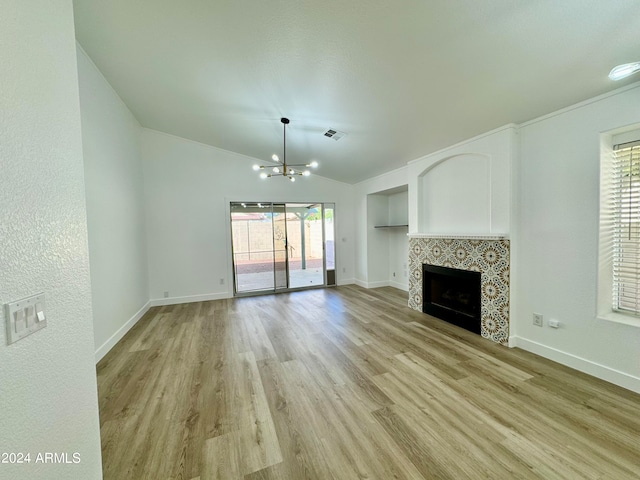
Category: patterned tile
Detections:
[{"x1": 408, "y1": 237, "x2": 510, "y2": 345}]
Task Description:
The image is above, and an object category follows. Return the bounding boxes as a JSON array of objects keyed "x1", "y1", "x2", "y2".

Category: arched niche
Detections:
[{"x1": 417, "y1": 153, "x2": 491, "y2": 234}]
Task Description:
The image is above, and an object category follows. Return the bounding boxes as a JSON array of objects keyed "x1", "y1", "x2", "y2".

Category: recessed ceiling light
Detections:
[{"x1": 608, "y1": 62, "x2": 640, "y2": 81}]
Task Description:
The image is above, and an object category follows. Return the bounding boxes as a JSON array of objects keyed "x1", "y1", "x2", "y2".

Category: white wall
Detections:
[
  {"x1": 366, "y1": 194, "x2": 391, "y2": 287},
  {"x1": 77, "y1": 47, "x2": 150, "y2": 362},
  {"x1": 515, "y1": 83, "x2": 640, "y2": 393},
  {"x1": 0, "y1": 2, "x2": 103, "y2": 478},
  {"x1": 141, "y1": 129, "x2": 355, "y2": 303},
  {"x1": 421, "y1": 154, "x2": 491, "y2": 234},
  {"x1": 354, "y1": 167, "x2": 409, "y2": 288},
  {"x1": 388, "y1": 191, "x2": 409, "y2": 290},
  {"x1": 407, "y1": 125, "x2": 517, "y2": 235},
  {"x1": 388, "y1": 190, "x2": 409, "y2": 226}
]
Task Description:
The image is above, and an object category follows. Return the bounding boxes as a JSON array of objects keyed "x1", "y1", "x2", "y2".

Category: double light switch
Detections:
[{"x1": 4, "y1": 293, "x2": 47, "y2": 345}]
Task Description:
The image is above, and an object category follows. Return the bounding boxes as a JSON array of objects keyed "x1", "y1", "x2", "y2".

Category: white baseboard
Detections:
[
  {"x1": 353, "y1": 279, "x2": 408, "y2": 290},
  {"x1": 95, "y1": 301, "x2": 151, "y2": 363},
  {"x1": 511, "y1": 336, "x2": 640, "y2": 394},
  {"x1": 367, "y1": 281, "x2": 390, "y2": 288},
  {"x1": 353, "y1": 280, "x2": 391, "y2": 289},
  {"x1": 150, "y1": 291, "x2": 231, "y2": 307},
  {"x1": 389, "y1": 280, "x2": 409, "y2": 291}
]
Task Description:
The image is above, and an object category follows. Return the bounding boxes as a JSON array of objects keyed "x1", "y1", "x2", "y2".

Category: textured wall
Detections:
[
  {"x1": 408, "y1": 237, "x2": 510, "y2": 345},
  {"x1": 77, "y1": 46, "x2": 149, "y2": 359},
  {"x1": 0, "y1": 1, "x2": 102, "y2": 479}
]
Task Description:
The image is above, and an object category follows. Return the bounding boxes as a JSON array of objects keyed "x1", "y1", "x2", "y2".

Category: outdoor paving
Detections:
[{"x1": 235, "y1": 259, "x2": 325, "y2": 292}]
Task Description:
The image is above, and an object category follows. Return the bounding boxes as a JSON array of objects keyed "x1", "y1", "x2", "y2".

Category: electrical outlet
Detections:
[
  {"x1": 533, "y1": 313, "x2": 543, "y2": 327},
  {"x1": 219, "y1": 278, "x2": 225, "y2": 285},
  {"x1": 163, "y1": 291, "x2": 169, "y2": 298}
]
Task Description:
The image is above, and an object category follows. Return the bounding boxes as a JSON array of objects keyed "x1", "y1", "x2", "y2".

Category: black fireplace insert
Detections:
[{"x1": 422, "y1": 264, "x2": 481, "y2": 334}]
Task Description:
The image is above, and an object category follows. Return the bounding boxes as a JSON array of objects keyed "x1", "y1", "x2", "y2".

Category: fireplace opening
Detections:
[{"x1": 422, "y1": 264, "x2": 481, "y2": 334}]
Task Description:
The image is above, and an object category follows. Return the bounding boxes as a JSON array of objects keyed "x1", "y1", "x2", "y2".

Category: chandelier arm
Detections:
[
  {"x1": 255, "y1": 117, "x2": 316, "y2": 180},
  {"x1": 255, "y1": 158, "x2": 282, "y2": 169}
]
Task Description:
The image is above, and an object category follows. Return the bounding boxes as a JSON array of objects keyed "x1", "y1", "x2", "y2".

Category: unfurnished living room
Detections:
[{"x1": 2, "y1": 1, "x2": 640, "y2": 479}]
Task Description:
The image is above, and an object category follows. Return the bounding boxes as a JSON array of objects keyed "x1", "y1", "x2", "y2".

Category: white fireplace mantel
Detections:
[{"x1": 407, "y1": 233, "x2": 509, "y2": 241}]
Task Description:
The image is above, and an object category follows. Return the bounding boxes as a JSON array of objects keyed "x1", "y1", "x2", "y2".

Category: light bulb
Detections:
[
  {"x1": 290, "y1": 177, "x2": 296, "y2": 182},
  {"x1": 310, "y1": 161, "x2": 318, "y2": 168},
  {"x1": 252, "y1": 164, "x2": 260, "y2": 171},
  {"x1": 303, "y1": 170, "x2": 310, "y2": 176},
  {"x1": 259, "y1": 172, "x2": 267, "y2": 179},
  {"x1": 272, "y1": 154, "x2": 279, "y2": 162},
  {"x1": 289, "y1": 169, "x2": 294, "y2": 175},
  {"x1": 609, "y1": 62, "x2": 640, "y2": 81},
  {"x1": 273, "y1": 167, "x2": 280, "y2": 173}
]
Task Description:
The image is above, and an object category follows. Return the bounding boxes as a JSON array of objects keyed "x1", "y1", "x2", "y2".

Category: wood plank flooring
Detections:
[{"x1": 97, "y1": 286, "x2": 640, "y2": 479}]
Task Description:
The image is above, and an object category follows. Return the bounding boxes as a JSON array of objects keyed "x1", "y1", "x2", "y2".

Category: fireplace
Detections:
[
  {"x1": 409, "y1": 236, "x2": 510, "y2": 345},
  {"x1": 422, "y1": 264, "x2": 481, "y2": 334}
]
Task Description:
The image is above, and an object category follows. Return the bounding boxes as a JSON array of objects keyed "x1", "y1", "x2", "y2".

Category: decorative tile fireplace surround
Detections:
[{"x1": 408, "y1": 234, "x2": 510, "y2": 345}]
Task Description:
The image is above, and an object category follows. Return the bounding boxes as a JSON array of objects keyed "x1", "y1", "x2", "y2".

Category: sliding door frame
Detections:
[{"x1": 229, "y1": 201, "x2": 336, "y2": 297}]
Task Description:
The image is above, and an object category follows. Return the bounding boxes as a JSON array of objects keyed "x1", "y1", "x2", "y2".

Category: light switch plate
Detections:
[{"x1": 5, "y1": 293, "x2": 46, "y2": 345}]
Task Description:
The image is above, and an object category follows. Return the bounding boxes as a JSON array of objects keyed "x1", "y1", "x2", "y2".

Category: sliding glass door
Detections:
[
  {"x1": 230, "y1": 202, "x2": 336, "y2": 294},
  {"x1": 230, "y1": 203, "x2": 278, "y2": 292},
  {"x1": 286, "y1": 203, "x2": 324, "y2": 288},
  {"x1": 272, "y1": 204, "x2": 288, "y2": 290},
  {"x1": 325, "y1": 203, "x2": 336, "y2": 286}
]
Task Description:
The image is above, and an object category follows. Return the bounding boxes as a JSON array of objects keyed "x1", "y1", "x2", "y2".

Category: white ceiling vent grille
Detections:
[{"x1": 323, "y1": 129, "x2": 346, "y2": 141}]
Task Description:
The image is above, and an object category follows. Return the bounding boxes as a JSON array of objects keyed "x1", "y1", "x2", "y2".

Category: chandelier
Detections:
[{"x1": 253, "y1": 117, "x2": 318, "y2": 182}]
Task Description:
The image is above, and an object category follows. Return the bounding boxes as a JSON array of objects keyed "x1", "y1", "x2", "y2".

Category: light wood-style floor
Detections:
[{"x1": 97, "y1": 286, "x2": 640, "y2": 479}]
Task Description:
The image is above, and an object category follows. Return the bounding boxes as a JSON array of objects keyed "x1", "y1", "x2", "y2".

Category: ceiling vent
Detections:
[{"x1": 323, "y1": 128, "x2": 346, "y2": 141}]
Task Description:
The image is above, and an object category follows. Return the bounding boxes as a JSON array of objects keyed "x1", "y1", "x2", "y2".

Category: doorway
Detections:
[{"x1": 230, "y1": 202, "x2": 336, "y2": 294}]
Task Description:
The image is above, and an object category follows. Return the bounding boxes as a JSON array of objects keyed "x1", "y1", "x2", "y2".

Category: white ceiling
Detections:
[{"x1": 73, "y1": 0, "x2": 640, "y2": 184}]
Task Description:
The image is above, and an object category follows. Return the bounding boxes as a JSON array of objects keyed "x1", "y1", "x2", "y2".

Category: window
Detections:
[
  {"x1": 612, "y1": 141, "x2": 640, "y2": 315},
  {"x1": 598, "y1": 128, "x2": 640, "y2": 326}
]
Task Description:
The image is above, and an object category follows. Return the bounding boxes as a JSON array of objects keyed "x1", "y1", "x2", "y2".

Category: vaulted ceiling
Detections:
[{"x1": 73, "y1": 0, "x2": 640, "y2": 183}]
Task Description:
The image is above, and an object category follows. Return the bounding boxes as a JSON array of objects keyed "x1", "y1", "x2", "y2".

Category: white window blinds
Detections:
[{"x1": 612, "y1": 140, "x2": 640, "y2": 315}]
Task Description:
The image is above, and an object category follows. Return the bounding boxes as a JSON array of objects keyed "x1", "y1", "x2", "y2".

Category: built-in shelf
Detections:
[{"x1": 374, "y1": 224, "x2": 409, "y2": 229}]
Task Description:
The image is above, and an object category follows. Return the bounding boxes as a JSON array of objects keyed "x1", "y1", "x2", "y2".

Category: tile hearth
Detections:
[{"x1": 408, "y1": 236, "x2": 510, "y2": 345}]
